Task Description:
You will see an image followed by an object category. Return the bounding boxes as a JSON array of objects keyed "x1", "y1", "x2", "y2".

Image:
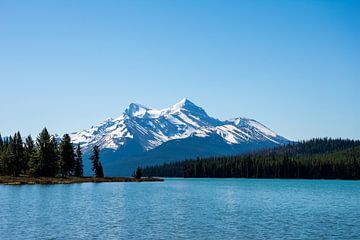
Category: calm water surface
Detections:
[{"x1": 0, "y1": 178, "x2": 359, "y2": 240}]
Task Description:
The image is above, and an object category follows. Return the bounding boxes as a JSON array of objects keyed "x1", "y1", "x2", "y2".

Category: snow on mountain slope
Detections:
[{"x1": 70, "y1": 98, "x2": 288, "y2": 154}]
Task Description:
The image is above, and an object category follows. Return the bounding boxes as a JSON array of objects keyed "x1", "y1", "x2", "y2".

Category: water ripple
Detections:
[{"x1": 0, "y1": 179, "x2": 359, "y2": 240}]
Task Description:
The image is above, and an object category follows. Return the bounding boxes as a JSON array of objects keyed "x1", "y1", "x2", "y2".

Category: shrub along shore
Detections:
[{"x1": 0, "y1": 176, "x2": 163, "y2": 185}]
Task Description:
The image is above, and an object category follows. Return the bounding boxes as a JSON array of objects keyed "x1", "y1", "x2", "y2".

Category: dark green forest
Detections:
[
  {"x1": 142, "y1": 139, "x2": 360, "y2": 179},
  {"x1": 0, "y1": 128, "x2": 103, "y2": 178}
]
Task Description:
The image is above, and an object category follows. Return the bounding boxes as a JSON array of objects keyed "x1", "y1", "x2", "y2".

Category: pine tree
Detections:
[
  {"x1": 30, "y1": 128, "x2": 58, "y2": 177},
  {"x1": 6, "y1": 135, "x2": 18, "y2": 176},
  {"x1": 74, "y1": 144, "x2": 84, "y2": 177},
  {"x1": 58, "y1": 134, "x2": 75, "y2": 176},
  {"x1": 90, "y1": 145, "x2": 104, "y2": 177},
  {"x1": 133, "y1": 166, "x2": 142, "y2": 179},
  {"x1": 98, "y1": 162, "x2": 104, "y2": 178},
  {"x1": 28, "y1": 151, "x2": 40, "y2": 177},
  {"x1": 1, "y1": 138, "x2": 8, "y2": 174},
  {"x1": 0, "y1": 133, "x2": 3, "y2": 151},
  {"x1": 90, "y1": 145, "x2": 99, "y2": 176},
  {"x1": 14, "y1": 132, "x2": 26, "y2": 175},
  {"x1": 24, "y1": 135, "x2": 35, "y2": 174},
  {"x1": 3, "y1": 144, "x2": 15, "y2": 176}
]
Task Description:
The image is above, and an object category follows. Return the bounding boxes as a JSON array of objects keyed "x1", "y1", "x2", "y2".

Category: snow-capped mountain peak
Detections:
[
  {"x1": 70, "y1": 99, "x2": 288, "y2": 154},
  {"x1": 125, "y1": 103, "x2": 149, "y2": 117},
  {"x1": 171, "y1": 98, "x2": 195, "y2": 110},
  {"x1": 231, "y1": 117, "x2": 279, "y2": 138}
]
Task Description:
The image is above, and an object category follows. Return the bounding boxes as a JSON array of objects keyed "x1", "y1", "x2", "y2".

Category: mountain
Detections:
[{"x1": 70, "y1": 98, "x2": 289, "y2": 176}]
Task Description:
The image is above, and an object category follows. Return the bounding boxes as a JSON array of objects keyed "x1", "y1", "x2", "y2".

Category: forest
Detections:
[
  {"x1": 0, "y1": 128, "x2": 104, "y2": 178},
  {"x1": 141, "y1": 138, "x2": 360, "y2": 179}
]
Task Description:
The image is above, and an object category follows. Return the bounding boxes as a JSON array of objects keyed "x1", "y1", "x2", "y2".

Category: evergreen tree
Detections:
[
  {"x1": 30, "y1": 128, "x2": 58, "y2": 177},
  {"x1": 90, "y1": 145, "x2": 104, "y2": 177},
  {"x1": 1, "y1": 137, "x2": 9, "y2": 174},
  {"x1": 14, "y1": 132, "x2": 26, "y2": 175},
  {"x1": 6, "y1": 135, "x2": 18, "y2": 176},
  {"x1": 0, "y1": 133, "x2": 3, "y2": 151},
  {"x1": 74, "y1": 144, "x2": 84, "y2": 177},
  {"x1": 90, "y1": 145, "x2": 99, "y2": 176},
  {"x1": 2, "y1": 144, "x2": 15, "y2": 176},
  {"x1": 133, "y1": 166, "x2": 142, "y2": 179},
  {"x1": 98, "y1": 162, "x2": 104, "y2": 178},
  {"x1": 58, "y1": 134, "x2": 75, "y2": 176},
  {"x1": 24, "y1": 135, "x2": 35, "y2": 174},
  {"x1": 28, "y1": 151, "x2": 40, "y2": 177}
]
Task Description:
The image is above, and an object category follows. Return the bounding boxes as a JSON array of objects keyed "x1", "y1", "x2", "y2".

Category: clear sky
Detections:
[{"x1": 0, "y1": 0, "x2": 359, "y2": 140}]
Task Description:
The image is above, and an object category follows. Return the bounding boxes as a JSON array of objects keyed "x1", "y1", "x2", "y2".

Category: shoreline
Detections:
[{"x1": 0, "y1": 176, "x2": 164, "y2": 185}]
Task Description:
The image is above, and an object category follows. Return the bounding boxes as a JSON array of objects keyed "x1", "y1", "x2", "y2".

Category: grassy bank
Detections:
[{"x1": 0, "y1": 176, "x2": 163, "y2": 185}]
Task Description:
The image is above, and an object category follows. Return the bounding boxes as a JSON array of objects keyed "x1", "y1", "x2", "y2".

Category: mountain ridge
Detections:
[{"x1": 69, "y1": 98, "x2": 289, "y2": 175}]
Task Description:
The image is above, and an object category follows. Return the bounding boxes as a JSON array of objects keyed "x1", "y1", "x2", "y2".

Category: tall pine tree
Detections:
[
  {"x1": 0, "y1": 133, "x2": 3, "y2": 151},
  {"x1": 6, "y1": 136, "x2": 18, "y2": 176},
  {"x1": 98, "y1": 162, "x2": 104, "y2": 178},
  {"x1": 74, "y1": 144, "x2": 84, "y2": 177},
  {"x1": 133, "y1": 166, "x2": 142, "y2": 179},
  {"x1": 90, "y1": 145, "x2": 104, "y2": 177},
  {"x1": 30, "y1": 128, "x2": 58, "y2": 177},
  {"x1": 1, "y1": 137, "x2": 15, "y2": 176},
  {"x1": 14, "y1": 132, "x2": 26, "y2": 175},
  {"x1": 24, "y1": 135, "x2": 35, "y2": 174},
  {"x1": 58, "y1": 134, "x2": 75, "y2": 176}
]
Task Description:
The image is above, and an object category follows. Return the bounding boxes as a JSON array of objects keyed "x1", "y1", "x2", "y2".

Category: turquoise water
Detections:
[{"x1": 1, "y1": 179, "x2": 359, "y2": 240}]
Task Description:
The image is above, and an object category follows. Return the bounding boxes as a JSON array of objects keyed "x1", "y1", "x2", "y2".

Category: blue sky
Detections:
[{"x1": 0, "y1": 0, "x2": 359, "y2": 140}]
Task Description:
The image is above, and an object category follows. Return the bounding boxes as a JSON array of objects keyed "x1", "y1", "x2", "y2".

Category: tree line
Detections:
[
  {"x1": 142, "y1": 138, "x2": 360, "y2": 180},
  {"x1": 0, "y1": 128, "x2": 104, "y2": 178}
]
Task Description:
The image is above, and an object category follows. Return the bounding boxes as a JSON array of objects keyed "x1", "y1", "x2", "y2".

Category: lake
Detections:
[{"x1": 0, "y1": 178, "x2": 359, "y2": 240}]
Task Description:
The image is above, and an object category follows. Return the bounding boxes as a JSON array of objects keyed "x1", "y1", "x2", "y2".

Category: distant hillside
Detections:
[{"x1": 142, "y1": 138, "x2": 360, "y2": 179}]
